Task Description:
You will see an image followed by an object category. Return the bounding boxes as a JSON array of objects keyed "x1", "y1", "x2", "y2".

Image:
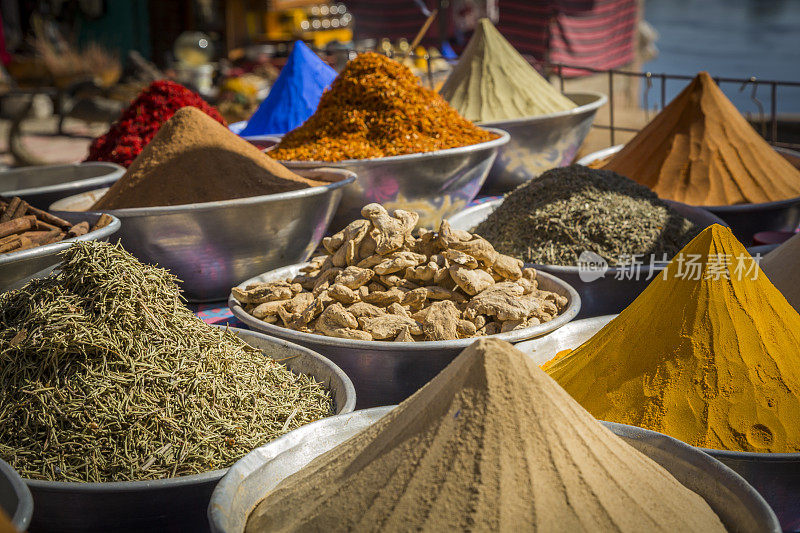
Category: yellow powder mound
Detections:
[
  {"x1": 92, "y1": 107, "x2": 323, "y2": 209},
  {"x1": 761, "y1": 232, "x2": 800, "y2": 314},
  {"x1": 439, "y1": 18, "x2": 575, "y2": 122},
  {"x1": 601, "y1": 72, "x2": 800, "y2": 206},
  {"x1": 545, "y1": 224, "x2": 800, "y2": 452},
  {"x1": 246, "y1": 338, "x2": 724, "y2": 532}
]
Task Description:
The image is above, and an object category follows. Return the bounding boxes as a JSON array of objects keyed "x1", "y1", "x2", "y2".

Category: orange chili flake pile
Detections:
[{"x1": 268, "y1": 52, "x2": 497, "y2": 162}]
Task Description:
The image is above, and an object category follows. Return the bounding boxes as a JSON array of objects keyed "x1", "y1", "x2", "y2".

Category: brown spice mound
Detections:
[
  {"x1": 269, "y1": 52, "x2": 497, "y2": 162},
  {"x1": 246, "y1": 338, "x2": 725, "y2": 532},
  {"x1": 92, "y1": 107, "x2": 324, "y2": 209},
  {"x1": 601, "y1": 72, "x2": 800, "y2": 206}
]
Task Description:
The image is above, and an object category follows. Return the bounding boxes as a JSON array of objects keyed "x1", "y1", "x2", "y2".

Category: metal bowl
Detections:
[
  {"x1": 208, "y1": 405, "x2": 779, "y2": 533},
  {"x1": 0, "y1": 162, "x2": 124, "y2": 210},
  {"x1": 229, "y1": 262, "x2": 580, "y2": 408},
  {"x1": 24, "y1": 326, "x2": 355, "y2": 533},
  {"x1": 518, "y1": 315, "x2": 799, "y2": 531},
  {"x1": 0, "y1": 211, "x2": 121, "y2": 293},
  {"x1": 48, "y1": 168, "x2": 356, "y2": 302},
  {"x1": 448, "y1": 198, "x2": 728, "y2": 318},
  {"x1": 0, "y1": 458, "x2": 33, "y2": 531},
  {"x1": 577, "y1": 145, "x2": 800, "y2": 245},
  {"x1": 273, "y1": 128, "x2": 510, "y2": 231},
  {"x1": 478, "y1": 92, "x2": 607, "y2": 194}
]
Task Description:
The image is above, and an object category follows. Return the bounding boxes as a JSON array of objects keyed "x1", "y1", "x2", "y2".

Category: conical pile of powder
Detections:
[
  {"x1": 761, "y1": 232, "x2": 800, "y2": 314},
  {"x1": 92, "y1": 107, "x2": 324, "y2": 209},
  {"x1": 240, "y1": 41, "x2": 337, "y2": 137},
  {"x1": 601, "y1": 72, "x2": 800, "y2": 206},
  {"x1": 246, "y1": 338, "x2": 725, "y2": 532},
  {"x1": 545, "y1": 224, "x2": 800, "y2": 452},
  {"x1": 439, "y1": 18, "x2": 575, "y2": 122}
]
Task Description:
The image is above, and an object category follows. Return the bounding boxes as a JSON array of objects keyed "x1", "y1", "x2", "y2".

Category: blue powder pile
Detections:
[{"x1": 240, "y1": 41, "x2": 337, "y2": 137}]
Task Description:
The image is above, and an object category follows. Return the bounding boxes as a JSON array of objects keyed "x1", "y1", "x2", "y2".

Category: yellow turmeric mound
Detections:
[
  {"x1": 601, "y1": 72, "x2": 800, "y2": 206},
  {"x1": 544, "y1": 224, "x2": 800, "y2": 452}
]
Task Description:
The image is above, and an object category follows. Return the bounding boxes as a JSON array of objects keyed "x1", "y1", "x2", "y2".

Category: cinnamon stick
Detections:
[
  {"x1": 11, "y1": 199, "x2": 29, "y2": 219},
  {"x1": 0, "y1": 238, "x2": 22, "y2": 253},
  {"x1": 24, "y1": 205, "x2": 72, "y2": 229},
  {"x1": 35, "y1": 219, "x2": 60, "y2": 232},
  {"x1": 0, "y1": 197, "x2": 21, "y2": 222},
  {"x1": 90, "y1": 213, "x2": 113, "y2": 232},
  {"x1": 26, "y1": 229, "x2": 65, "y2": 246},
  {"x1": 67, "y1": 222, "x2": 90, "y2": 238},
  {"x1": 0, "y1": 215, "x2": 37, "y2": 239}
]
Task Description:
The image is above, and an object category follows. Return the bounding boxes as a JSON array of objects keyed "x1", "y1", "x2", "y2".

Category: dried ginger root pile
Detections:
[{"x1": 233, "y1": 204, "x2": 568, "y2": 342}]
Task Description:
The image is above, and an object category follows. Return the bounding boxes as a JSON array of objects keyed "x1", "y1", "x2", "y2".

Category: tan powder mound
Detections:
[
  {"x1": 92, "y1": 107, "x2": 324, "y2": 209},
  {"x1": 246, "y1": 338, "x2": 724, "y2": 532},
  {"x1": 440, "y1": 18, "x2": 575, "y2": 122},
  {"x1": 601, "y1": 72, "x2": 800, "y2": 206},
  {"x1": 761, "y1": 232, "x2": 800, "y2": 314},
  {"x1": 545, "y1": 225, "x2": 800, "y2": 452}
]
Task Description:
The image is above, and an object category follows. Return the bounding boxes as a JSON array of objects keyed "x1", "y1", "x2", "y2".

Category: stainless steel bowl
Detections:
[
  {"x1": 49, "y1": 169, "x2": 355, "y2": 302},
  {"x1": 478, "y1": 92, "x2": 607, "y2": 193},
  {"x1": 0, "y1": 211, "x2": 121, "y2": 292},
  {"x1": 24, "y1": 327, "x2": 355, "y2": 533},
  {"x1": 0, "y1": 162, "x2": 124, "y2": 210},
  {"x1": 577, "y1": 145, "x2": 800, "y2": 245},
  {"x1": 274, "y1": 128, "x2": 510, "y2": 231},
  {"x1": 0, "y1": 458, "x2": 33, "y2": 531},
  {"x1": 230, "y1": 262, "x2": 580, "y2": 408},
  {"x1": 209, "y1": 405, "x2": 780, "y2": 533},
  {"x1": 518, "y1": 315, "x2": 799, "y2": 531},
  {"x1": 448, "y1": 198, "x2": 728, "y2": 318}
]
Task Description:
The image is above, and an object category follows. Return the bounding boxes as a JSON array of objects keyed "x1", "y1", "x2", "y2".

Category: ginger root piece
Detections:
[
  {"x1": 422, "y1": 300, "x2": 461, "y2": 340},
  {"x1": 358, "y1": 315, "x2": 422, "y2": 339},
  {"x1": 316, "y1": 303, "x2": 372, "y2": 340},
  {"x1": 449, "y1": 265, "x2": 495, "y2": 296}
]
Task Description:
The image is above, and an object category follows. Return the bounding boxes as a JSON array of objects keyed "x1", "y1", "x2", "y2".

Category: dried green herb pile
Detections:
[
  {"x1": 0, "y1": 241, "x2": 333, "y2": 482},
  {"x1": 475, "y1": 166, "x2": 701, "y2": 266}
]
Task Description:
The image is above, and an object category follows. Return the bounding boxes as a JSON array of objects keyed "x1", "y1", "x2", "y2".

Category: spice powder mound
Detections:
[
  {"x1": 246, "y1": 338, "x2": 724, "y2": 532},
  {"x1": 269, "y1": 52, "x2": 497, "y2": 162},
  {"x1": 544, "y1": 224, "x2": 800, "y2": 453}
]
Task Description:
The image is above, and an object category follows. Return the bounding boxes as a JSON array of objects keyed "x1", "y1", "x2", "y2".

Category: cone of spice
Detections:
[
  {"x1": 600, "y1": 72, "x2": 800, "y2": 206},
  {"x1": 761, "y1": 232, "x2": 800, "y2": 313},
  {"x1": 85, "y1": 80, "x2": 226, "y2": 168},
  {"x1": 91, "y1": 107, "x2": 325, "y2": 210},
  {"x1": 239, "y1": 41, "x2": 337, "y2": 137},
  {"x1": 544, "y1": 224, "x2": 800, "y2": 453},
  {"x1": 268, "y1": 52, "x2": 496, "y2": 162},
  {"x1": 440, "y1": 18, "x2": 575, "y2": 122},
  {"x1": 246, "y1": 338, "x2": 724, "y2": 532}
]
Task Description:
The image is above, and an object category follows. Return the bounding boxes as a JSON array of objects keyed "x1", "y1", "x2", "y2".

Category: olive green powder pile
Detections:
[
  {"x1": 475, "y1": 165, "x2": 701, "y2": 266},
  {"x1": 0, "y1": 241, "x2": 333, "y2": 482}
]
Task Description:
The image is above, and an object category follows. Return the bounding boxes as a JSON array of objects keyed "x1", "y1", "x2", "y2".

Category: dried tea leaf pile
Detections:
[
  {"x1": 234, "y1": 203, "x2": 568, "y2": 341},
  {"x1": 269, "y1": 52, "x2": 497, "y2": 162},
  {"x1": 0, "y1": 241, "x2": 333, "y2": 482},
  {"x1": 475, "y1": 165, "x2": 701, "y2": 266},
  {"x1": 246, "y1": 339, "x2": 724, "y2": 532}
]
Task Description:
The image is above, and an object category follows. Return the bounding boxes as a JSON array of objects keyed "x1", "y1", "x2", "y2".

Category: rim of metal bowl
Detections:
[
  {"x1": 476, "y1": 91, "x2": 608, "y2": 127},
  {"x1": 0, "y1": 458, "x2": 33, "y2": 530},
  {"x1": 448, "y1": 198, "x2": 729, "y2": 276},
  {"x1": 267, "y1": 128, "x2": 511, "y2": 168},
  {"x1": 229, "y1": 264, "x2": 581, "y2": 351},
  {"x1": 0, "y1": 162, "x2": 125, "y2": 197},
  {"x1": 0, "y1": 214, "x2": 121, "y2": 266},
  {"x1": 577, "y1": 144, "x2": 800, "y2": 212},
  {"x1": 51, "y1": 169, "x2": 356, "y2": 218},
  {"x1": 23, "y1": 326, "x2": 353, "y2": 493}
]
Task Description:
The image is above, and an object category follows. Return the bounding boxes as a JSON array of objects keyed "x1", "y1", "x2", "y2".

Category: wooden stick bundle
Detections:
[{"x1": 0, "y1": 196, "x2": 111, "y2": 255}]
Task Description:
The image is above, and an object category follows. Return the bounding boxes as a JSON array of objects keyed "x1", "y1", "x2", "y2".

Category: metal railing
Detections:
[{"x1": 545, "y1": 62, "x2": 800, "y2": 151}]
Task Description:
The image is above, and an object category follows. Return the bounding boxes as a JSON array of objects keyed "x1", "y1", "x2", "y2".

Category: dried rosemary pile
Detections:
[
  {"x1": 0, "y1": 241, "x2": 333, "y2": 482},
  {"x1": 475, "y1": 166, "x2": 701, "y2": 266}
]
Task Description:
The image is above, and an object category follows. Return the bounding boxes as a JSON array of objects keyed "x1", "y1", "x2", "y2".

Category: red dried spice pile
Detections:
[
  {"x1": 269, "y1": 52, "x2": 496, "y2": 162},
  {"x1": 85, "y1": 80, "x2": 226, "y2": 167}
]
